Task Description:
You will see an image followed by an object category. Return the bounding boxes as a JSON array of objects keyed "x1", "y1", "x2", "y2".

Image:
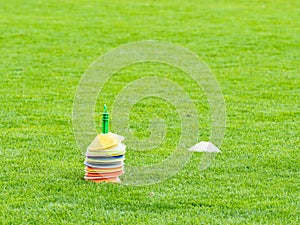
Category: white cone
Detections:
[{"x1": 189, "y1": 141, "x2": 221, "y2": 153}]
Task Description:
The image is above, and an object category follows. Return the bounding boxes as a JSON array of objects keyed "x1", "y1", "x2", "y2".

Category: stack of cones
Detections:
[{"x1": 84, "y1": 105, "x2": 125, "y2": 183}]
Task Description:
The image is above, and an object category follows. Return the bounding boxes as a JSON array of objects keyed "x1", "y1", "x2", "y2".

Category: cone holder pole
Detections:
[{"x1": 102, "y1": 104, "x2": 109, "y2": 134}]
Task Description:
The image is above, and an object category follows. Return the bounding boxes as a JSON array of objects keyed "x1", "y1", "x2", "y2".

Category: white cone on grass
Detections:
[{"x1": 189, "y1": 141, "x2": 221, "y2": 153}]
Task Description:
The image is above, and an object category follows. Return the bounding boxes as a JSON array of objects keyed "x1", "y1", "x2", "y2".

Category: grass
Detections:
[{"x1": 0, "y1": 0, "x2": 299, "y2": 224}]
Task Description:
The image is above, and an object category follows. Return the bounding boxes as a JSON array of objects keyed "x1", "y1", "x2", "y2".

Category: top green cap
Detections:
[{"x1": 102, "y1": 104, "x2": 109, "y2": 134}]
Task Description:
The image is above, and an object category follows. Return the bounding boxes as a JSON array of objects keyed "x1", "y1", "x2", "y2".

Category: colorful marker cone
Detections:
[{"x1": 84, "y1": 105, "x2": 125, "y2": 183}]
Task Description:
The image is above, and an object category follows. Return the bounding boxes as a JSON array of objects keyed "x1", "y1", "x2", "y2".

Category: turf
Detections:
[{"x1": 0, "y1": 0, "x2": 299, "y2": 224}]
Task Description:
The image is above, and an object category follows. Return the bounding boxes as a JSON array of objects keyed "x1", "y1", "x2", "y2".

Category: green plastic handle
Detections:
[{"x1": 102, "y1": 104, "x2": 109, "y2": 134}]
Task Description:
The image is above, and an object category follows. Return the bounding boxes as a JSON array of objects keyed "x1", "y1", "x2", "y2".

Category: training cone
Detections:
[{"x1": 84, "y1": 105, "x2": 125, "y2": 183}]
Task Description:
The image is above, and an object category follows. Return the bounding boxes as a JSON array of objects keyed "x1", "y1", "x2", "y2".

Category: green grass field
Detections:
[{"x1": 1, "y1": 0, "x2": 299, "y2": 224}]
